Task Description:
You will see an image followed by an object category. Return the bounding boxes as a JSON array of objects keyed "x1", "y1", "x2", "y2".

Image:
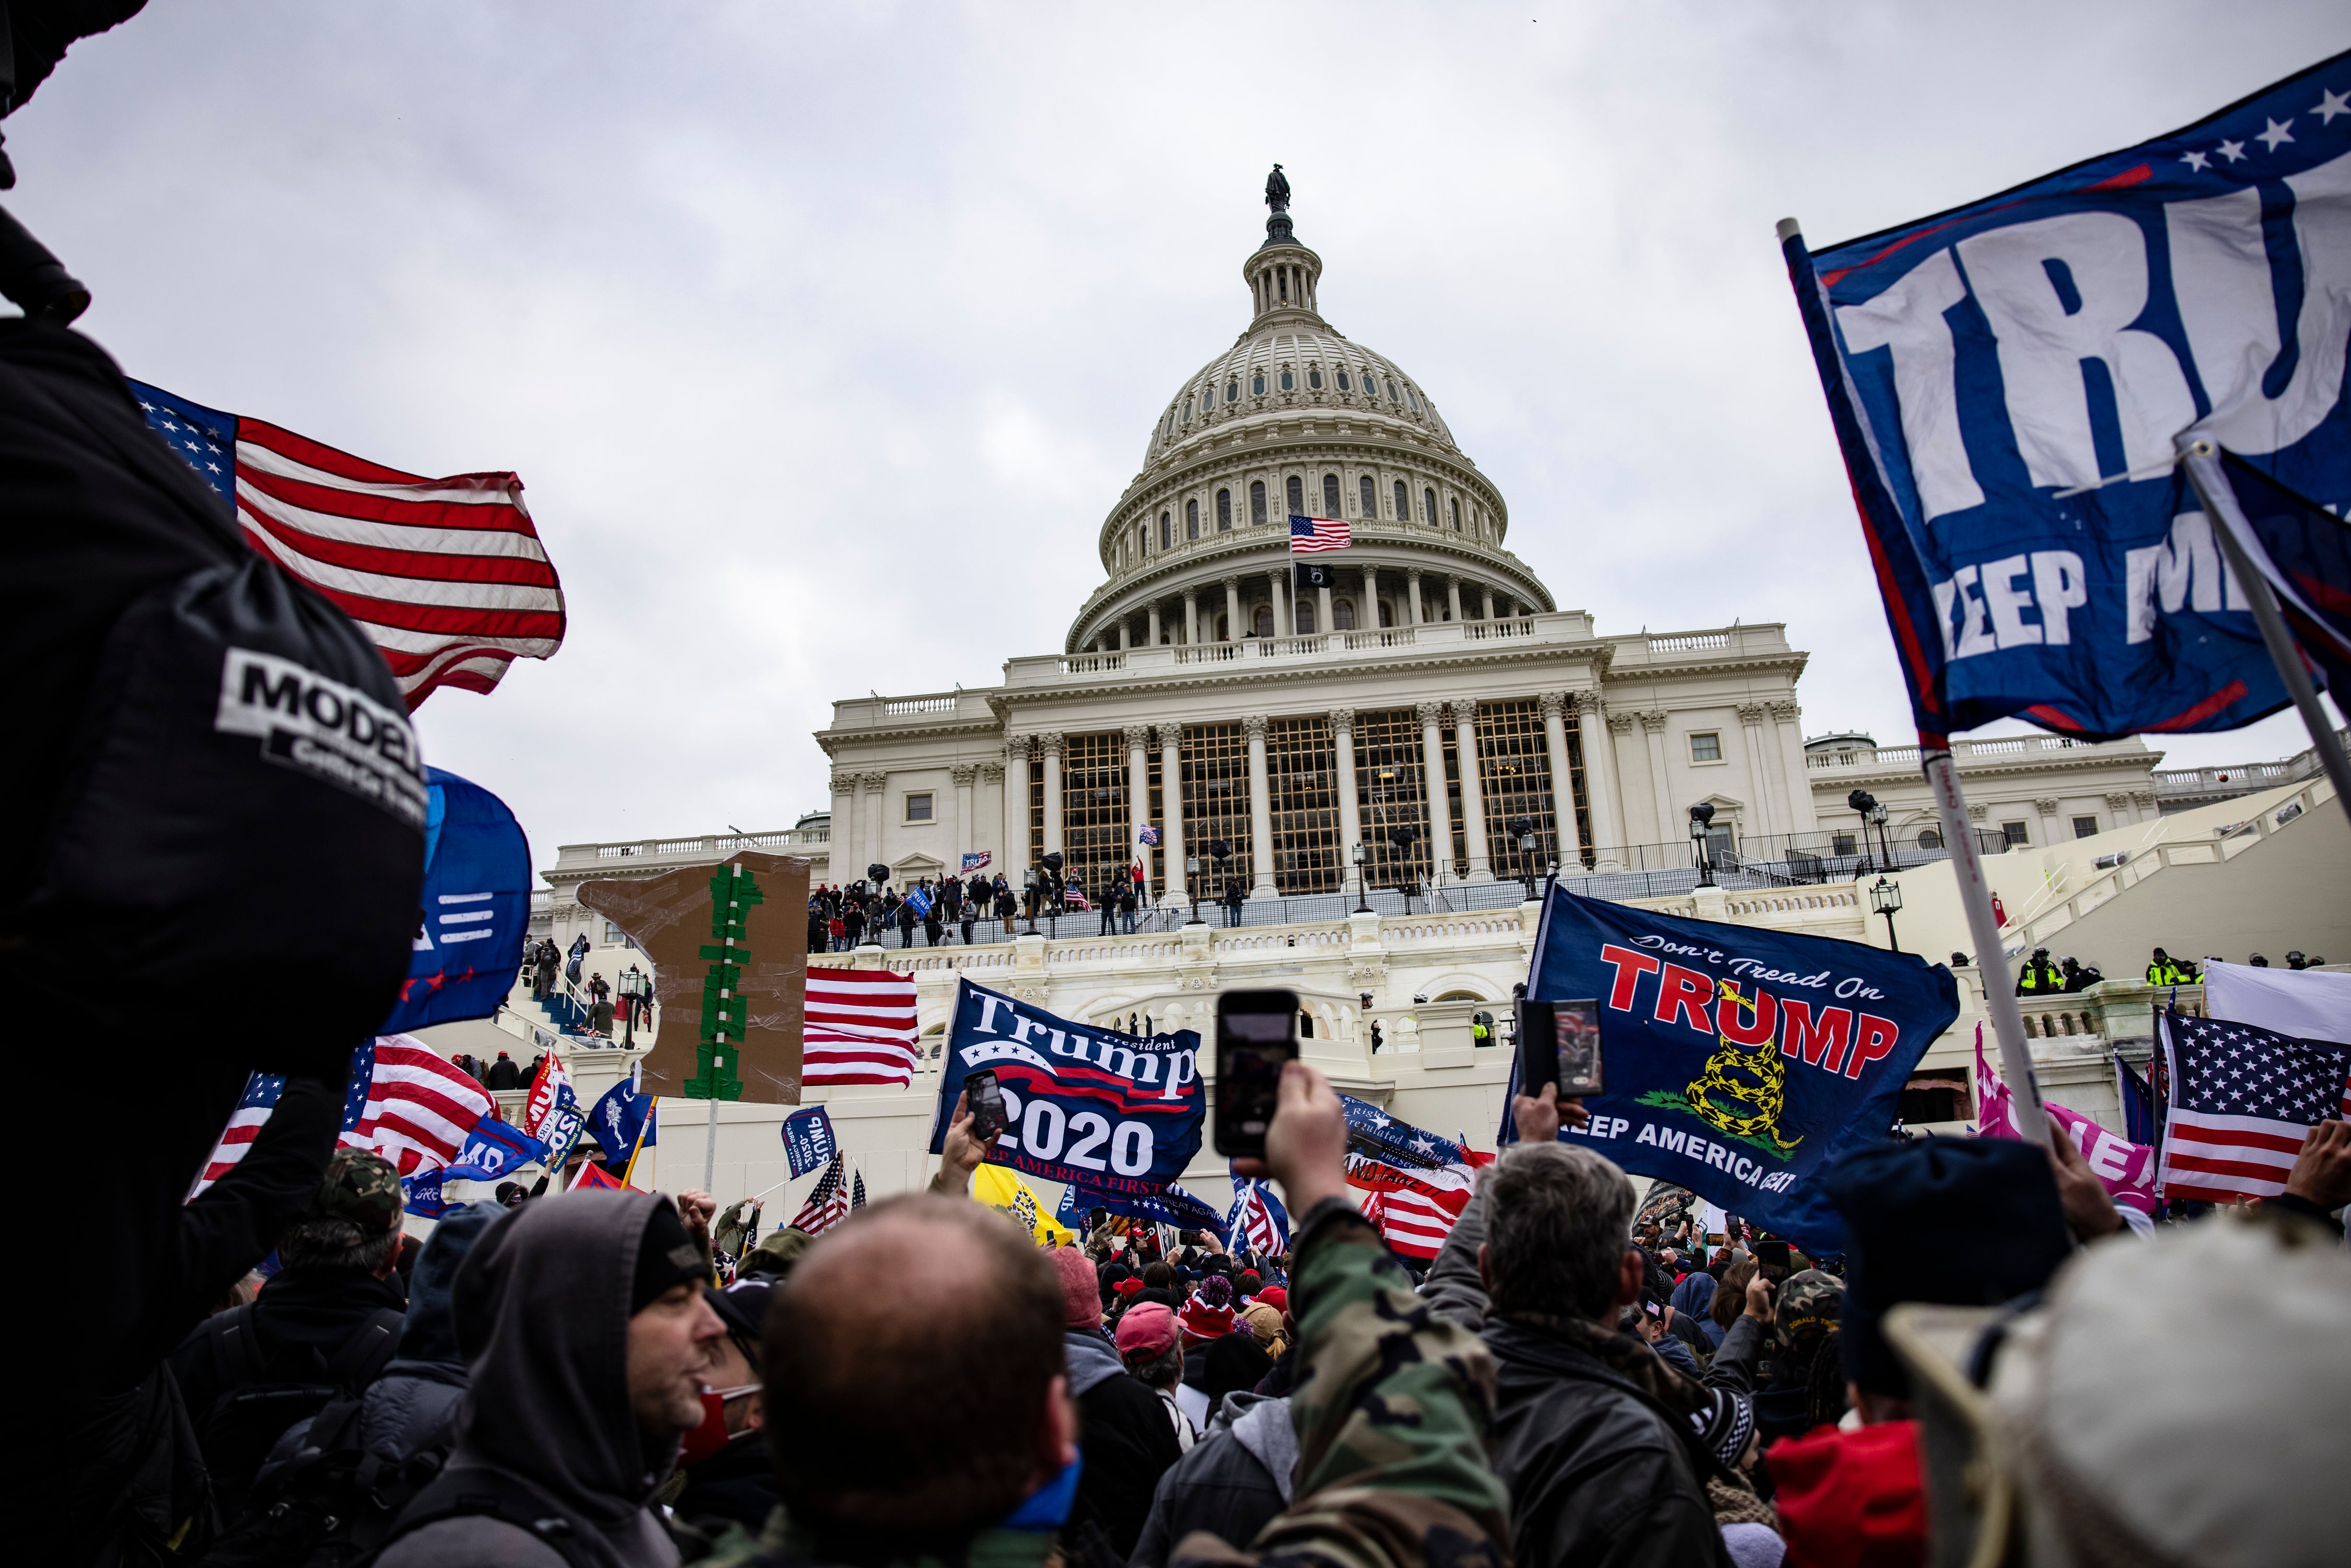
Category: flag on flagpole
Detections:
[
  {"x1": 1225, "y1": 1178, "x2": 1290, "y2": 1256},
  {"x1": 2155, "y1": 1007, "x2": 2349, "y2": 1204},
  {"x1": 804, "y1": 967, "x2": 922, "y2": 1087},
  {"x1": 1288, "y1": 515, "x2": 1351, "y2": 553},
  {"x1": 572, "y1": 1161, "x2": 625, "y2": 1191},
  {"x1": 791, "y1": 1155, "x2": 854, "y2": 1236},
  {"x1": 131, "y1": 382, "x2": 566, "y2": 710},
  {"x1": 961, "y1": 851, "x2": 993, "y2": 873},
  {"x1": 191, "y1": 1072, "x2": 288, "y2": 1196},
  {"x1": 851, "y1": 1168, "x2": 867, "y2": 1210},
  {"x1": 340, "y1": 1036, "x2": 495, "y2": 1177},
  {"x1": 1138, "y1": 825, "x2": 1162, "y2": 848}
]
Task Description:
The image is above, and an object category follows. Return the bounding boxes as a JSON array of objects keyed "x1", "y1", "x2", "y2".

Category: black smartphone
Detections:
[
  {"x1": 1515, "y1": 997, "x2": 1605, "y2": 1099},
  {"x1": 966, "y1": 1069, "x2": 1009, "y2": 1141},
  {"x1": 1214, "y1": 989, "x2": 1299, "y2": 1158},
  {"x1": 1754, "y1": 1239, "x2": 1793, "y2": 1282}
]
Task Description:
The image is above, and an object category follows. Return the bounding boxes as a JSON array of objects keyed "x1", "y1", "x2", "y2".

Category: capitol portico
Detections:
[{"x1": 814, "y1": 184, "x2": 1826, "y2": 907}]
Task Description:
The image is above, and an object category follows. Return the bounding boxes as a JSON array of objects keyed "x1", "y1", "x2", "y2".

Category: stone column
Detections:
[
  {"x1": 1361, "y1": 565, "x2": 1380, "y2": 630},
  {"x1": 2129, "y1": 788, "x2": 2157, "y2": 824},
  {"x1": 1503, "y1": 595, "x2": 1518, "y2": 619},
  {"x1": 1040, "y1": 733, "x2": 1065, "y2": 858},
  {"x1": 980, "y1": 761, "x2": 1004, "y2": 870},
  {"x1": 1244, "y1": 714, "x2": 1278, "y2": 898},
  {"x1": 1317, "y1": 582, "x2": 1334, "y2": 638},
  {"x1": 1640, "y1": 712, "x2": 1674, "y2": 843},
  {"x1": 1125, "y1": 725, "x2": 1153, "y2": 898},
  {"x1": 1453, "y1": 700, "x2": 1493, "y2": 880},
  {"x1": 830, "y1": 772, "x2": 856, "y2": 880},
  {"x1": 1117, "y1": 620, "x2": 1131, "y2": 652},
  {"x1": 1146, "y1": 602, "x2": 1161, "y2": 646},
  {"x1": 1184, "y1": 590, "x2": 1199, "y2": 647},
  {"x1": 1595, "y1": 708, "x2": 1634, "y2": 869},
  {"x1": 1158, "y1": 723, "x2": 1187, "y2": 906},
  {"x1": 860, "y1": 770, "x2": 888, "y2": 878},
  {"x1": 1738, "y1": 703, "x2": 1782, "y2": 835},
  {"x1": 1332, "y1": 708, "x2": 1363, "y2": 882},
  {"x1": 952, "y1": 764, "x2": 977, "y2": 869},
  {"x1": 1407, "y1": 570, "x2": 1425, "y2": 625},
  {"x1": 1269, "y1": 570, "x2": 1290, "y2": 637},
  {"x1": 1481, "y1": 586, "x2": 1495, "y2": 621},
  {"x1": 1768, "y1": 701, "x2": 1812, "y2": 835},
  {"x1": 1539, "y1": 694, "x2": 1586, "y2": 868},
  {"x1": 1416, "y1": 700, "x2": 1450, "y2": 885},
  {"x1": 1003, "y1": 741, "x2": 1030, "y2": 874},
  {"x1": 1223, "y1": 575, "x2": 1242, "y2": 642},
  {"x1": 2034, "y1": 797, "x2": 2063, "y2": 846},
  {"x1": 1446, "y1": 576, "x2": 1464, "y2": 622}
]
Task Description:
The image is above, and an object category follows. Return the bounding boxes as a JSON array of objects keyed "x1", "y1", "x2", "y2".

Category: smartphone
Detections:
[
  {"x1": 966, "y1": 1069, "x2": 1009, "y2": 1141},
  {"x1": 1515, "y1": 997, "x2": 1605, "y2": 1099},
  {"x1": 1214, "y1": 989, "x2": 1300, "y2": 1158},
  {"x1": 1755, "y1": 1239, "x2": 1793, "y2": 1283}
]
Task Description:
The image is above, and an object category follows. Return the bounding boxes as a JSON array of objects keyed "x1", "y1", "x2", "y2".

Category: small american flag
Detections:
[
  {"x1": 1063, "y1": 884, "x2": 1090, "y2": 910},
  {"x1": 2156, "y1": 1009, "x2": 2350, "y2": 1204},
  {"x1": 1289, "y1": 514, "x2": 1351, "y2": 553},
  {"x1": 1364, "y1": 1180, "x2": 1471, "y2": 1260},
  {"x1": 191, "y1": 1035, "x2": 495, "y2": 1197},
  {"x1": 804, "y1": 967, "x2": 922, "y2": 1088},
  {"x1": 132, "y1": 381, "x2": 565, "y2": 710},
  {"x1": 791, "y1": 1155, "x2": 853, "y2": 1236}
]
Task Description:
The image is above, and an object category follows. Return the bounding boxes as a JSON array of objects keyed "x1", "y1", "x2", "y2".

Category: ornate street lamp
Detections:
[
  {"x1": 1846, "y1": 790, "x2": 1878, "y2": 875},
  {"x1": 1689, "y1": 803, "x2": 1716, "y2": 888},
  {"x1": 618, "y1": 964, "x2": 646, "y2": 1048},
  {"x1": 1351, "y1": 842, "x2": 1371, "y2": 914},
  {"x1": 1870, "y1": 876, "x2": 1904, "y2": 952},
  {"x1": 1388, "y1": 824, "x2": 1418, "y2": 913},
  {"x1": 1508, "y1": 815, "x2": 1540, "y2": 902},
  {"x1": 1185, "y1": 854, "x2": 1205, "y2": 925}
]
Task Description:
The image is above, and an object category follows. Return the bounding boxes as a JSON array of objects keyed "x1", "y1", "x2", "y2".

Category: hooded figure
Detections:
[
  {"x1": 377, "y1": 1190, "x2": 719, "y2": 1568},
  {"x1": 1049, "y1": 1245, "x2": 1182, "y2": 1557}
]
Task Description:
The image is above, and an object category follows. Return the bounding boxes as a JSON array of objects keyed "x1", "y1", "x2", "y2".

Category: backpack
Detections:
[
  {"x1": 195, "y1": 1304, "x2": 405, "y2": 1521},
  {"x1": 375, "y1": 1467, "x2": 606, "y2": 1568},
  {"x1": 194, "y1": 1392, "x2": 442, "y2": 1568}
]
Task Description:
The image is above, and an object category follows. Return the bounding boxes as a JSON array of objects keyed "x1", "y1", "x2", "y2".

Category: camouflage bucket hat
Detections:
[
  {"x1": 310, "y1": 1146, "x2": 403, "y2": 1237},
  {"x1": 1776, "y1": 1267, "x2": 1845, "y2": 1349}
]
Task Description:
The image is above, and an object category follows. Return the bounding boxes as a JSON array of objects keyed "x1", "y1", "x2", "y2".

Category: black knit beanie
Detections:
[{"x1": 632, "y1": 1200, "x2": 707, "y2": 1314}]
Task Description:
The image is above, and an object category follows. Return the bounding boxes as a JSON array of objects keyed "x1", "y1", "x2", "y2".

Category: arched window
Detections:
[
  {"x1": 1279, "y1": 368, "x2": 1294, "y2": 391},
  {"x1": 1216, "y1": 488, "x2": 1232, "y2": 530},
  {"x1": 1336, "y1": 369, "x2": 1351, "y2": 391},
  {"x1": 1308, "y1": 367, "x2": 1323, "y2": 390},
  {"x1": 1385, "y1": 378, "x2": 1399, "y2": 400},
  {"x1": 1334, "y1": 598, "x2": 1356, "y2": 631},
  {"x1": 1378, "y1": 600, "x2": 1393, "y2": 628},
  {"x1": 1252, "y1": 605, "x2": 1275, "y2": 637},
  {"x1": 1277, "y1": 271, "x2": 1288, "y2": 303},
  {"x1": 1394, "y1": 479, "x2": 1408, "y2": 520},
  {"x1": 1158, "y1": 513, "x2": 1170, "y2": 550},
  {"x1": 1251, "y1": 481, "x2": 1267, "y2": 525},
  {"x1": 1296, "y1": 599, "x2": 1316, "y2": 633},
  {"x1": 1424, "y1": 486, "x2": 1438, "y2": 525},
  {"x1": 1252, "y1": 372, "x2": 1265, "y2": 396},
  {"x1": 1359, "y1": 474, "x2": 1376, "y2": 517},
  {"x1": 1406, "y1": 386, "x2": 1421, "y2": 412},
  {"x1": 1286, "y1": 475, "x2": 1304, "y2": 517},
  {"x1": 1180, "y1": 400, "x2": 1190, "y2": 425},
  {"x1": 1201, "y1": 388, "x2": 1213, "y2": 412},
  {"x1": 1917, "y1": 829, "x2": 1943, "y2": 849},
  {"x1": 1322, "y1": 473, "x2": 1341, "y2": 515},
  {"x1": 1226, "y1": 379, "x2": 1239, "y2": 402},
  {"x1": 1186, "y1": 499, "x2": 1200, "y2": 539},
  {"x1": 1450, "y1": 498, "x2": 1461, "y2": 530}
]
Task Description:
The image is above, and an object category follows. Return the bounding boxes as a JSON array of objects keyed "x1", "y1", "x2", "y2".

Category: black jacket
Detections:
[
  {"x1": 1483, "y1": 1318, "x2": 1732, "y2": 1568},
  {"x1": 1129, "y1": 1392, "x2": 1293, "y2": 1568},
  {"x1": 1064, "y1": 1330, "x2": 1183, "y2": 1557}
]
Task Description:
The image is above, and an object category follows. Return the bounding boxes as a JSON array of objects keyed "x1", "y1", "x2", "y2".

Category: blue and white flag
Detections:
[
  {"x1": 962, "y1": 851, "x2": 993, "y2": 873},
  {"x1": 441, "y1": 1119, "x2": 549, "y2": 1183},
  {"x1": 1225, "y1": 1177, "x2": 1291, "y2": 1256},
  {"x1": 1512, "y1": 886, "x2": 1959, "y2": 1253},
  {"x1": 906, "y1": 885, "x2": 934, "y2": 919},
  {"x1": 379, "y1": 768, "x2": 533, "y2": 1034},
  {"x1": 1055, "y1": 1179, "x2": 1225, "y2": 1233},
  {"x1": 401, "y1": 1169, "x2": 461, "y2": 1219},
  {"x1": 930, "y1": 978, "x2": 1204, "y2": 1199},
  {"x1": 782, "y1": 1106, "x2": 838, "y2": 1178},
  {"x1": 587, "y1": 1075, "x2": 656, "y2": 1170},
  {"x1": 1784, "y1": 52, "x2": 2351, "y2": 741}
]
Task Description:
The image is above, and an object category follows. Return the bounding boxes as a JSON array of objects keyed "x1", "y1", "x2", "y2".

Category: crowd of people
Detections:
[{"x1": 41, "y1": 1055, "x2": 2348, "y2": 1567}]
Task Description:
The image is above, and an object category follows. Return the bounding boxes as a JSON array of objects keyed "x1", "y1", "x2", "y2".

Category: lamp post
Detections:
[
  {"x1": 1185, "y1": 854, "x2": 1205, "y2": 925},
  {"x1": 618, "y1": 964, "x2": 645, "y2": 1049},
  {"x1": 1508, "y1": 816, "x2": 1539, "y2": 902},
  {"x1": 1846, "y1": 790, "x2": 1878, "y2": 875},
  {"x1": 1388, "y1": 824, "x2": 1418, "y2": 913},
  {"x1": 1689, "y1": 803, "x2": 1716, "y2": 888},
  {"x1": 1022, "y1": 866, "x2": 1039, "y2": 935},
  {"x1": 1041, "y1": 851, "x2": 1064, "y2": 937},
  {"x1": 1870, "y1": 799, "x2": 1893, "y2": 868},
  {"x1": 1352, "y1": 842, "x2": 1371, "y2": 914},
  {"x1": 1207, "y1": 839, "x2": 1232, "y2": 926},
  {"x1": 1870, "y1": 876, "x2": 1904, "y2": 952}
]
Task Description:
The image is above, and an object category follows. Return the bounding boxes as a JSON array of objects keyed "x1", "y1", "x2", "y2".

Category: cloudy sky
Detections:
[{"x1": 12, "y1": 2, "x2": 2345, "y2": 875}]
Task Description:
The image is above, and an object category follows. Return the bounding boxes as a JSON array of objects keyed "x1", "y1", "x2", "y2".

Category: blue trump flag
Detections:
[
  {"x1": 1055, "y1": 1179, "x2": 1225, "y2": 1233},
  {"x1": 587, "y1": 1076, "x2": 655, "y2": 1171},
  {"x1": 1515, "y1": 887, "x2": 1959, "y2": 1253},
  {"x1": 930, "y1": 978, "x2": 1204, "y2": 1199},
  {"x1": 401, "y1": 1169, "x2": 460, "y2": 1219},
  {"x1": 442, "y1": 1119, "x2": 549, "y2": 1183},
  {"x1": 1783, "y1": 52, "x2": 2351, "y2": 741},
  {"x1": 379, "y1": 768, "x2": 533, "y2": 1033},
  {"x1": 782, "y1": 1106, "x2": 837, "y2": 1178}
]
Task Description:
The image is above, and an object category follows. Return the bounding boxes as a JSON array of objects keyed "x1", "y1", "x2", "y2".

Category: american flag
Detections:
[
  {"x1": 1361, "y1": 1180, "x2": 1471, "y2": 1260},
  {"x1": 132, "y1": 381, "x2": 565, "y2": 710},
  {"x1": 191, "y1": 1035, "x2": 495, "y2": 1197},
  {"x1": 852, "y1": 1168, "x2": 868, "y2": 1210},
  {"x1": 1289, "y1": 514, "x2": 1352, "y2": 553},
  {"x1": 791, "y1": 1155, "x2": 854, "y2": 1236},
  {"x1": 2156, "y1": 1009, "x2": 2350, "y2": 1204},
  {"x1": 1063, "y1": 884, "x2": 1090, "y2": 910},
  {"x1": 1227, "y1": 1179, "x2": 1290, "y2": 1255},
  {"x1": 804, "y1": 967, "x2": 922, "y2": 1087}
]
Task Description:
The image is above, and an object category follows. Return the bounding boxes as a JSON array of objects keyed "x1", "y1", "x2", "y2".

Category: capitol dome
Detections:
[{"x1": 1069, "y1": 178, "x2": 1553, "y2": 654}]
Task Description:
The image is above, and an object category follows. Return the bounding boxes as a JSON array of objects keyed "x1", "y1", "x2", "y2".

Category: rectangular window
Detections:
[
  {"x1": 1286, "y1": 475, "x2": 1305, "y2": 517},
  {"x1": 1832, "y1": 832, "x2": 1856, "y2": 857},
  {"x1": 2003, "y1": 821, "x2": 2030, "y2": 846},
  {"x1": 1359, "y1": 474, "x2": 1375, "y2": 517},
  {"x1": 1179, "y1": 724, "x2": 1253, "y2": 903},
  {"x1": 2071, "y1": 816, "x2": 2099, "y2": 839},
  {"x1": 1265, "y1": 717, "x2": 1341, "y2": 895},
  {"x1": 1689, "y1": 731, "x2": 1722, "y2": 762},
  {"x1": 904, "y1": 793, "x2": 933, "y2": 822},
  {"x1": 1354, "y1": 709, "x2": 1435, "y2": 891},
  {"x1": 604, "y1": 921, "x2": 633, "y2": 948},
  {"x1": 1475, "y1": 699, "x2": 1590, "y2": 874},
  {"x1": 1058, "y1": 733, "x2": 1130, "y2": 901}
]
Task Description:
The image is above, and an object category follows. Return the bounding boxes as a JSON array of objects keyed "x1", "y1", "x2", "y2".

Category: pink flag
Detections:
[{"x1": 1973, "y1": 1026, "x2": 2156, "y2": 1221}]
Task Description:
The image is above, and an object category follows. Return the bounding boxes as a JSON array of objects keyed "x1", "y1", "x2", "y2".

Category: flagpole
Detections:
[
  {"x1": 1921, "y1": 745, "x2": 2050, "y2": 1145},
  {"x1": 2178, "y1": 435, "x2": 2351, "y2": 833},
  {"x1": 621, "y1": 1110, "x2": 653, "y2": 1188}
]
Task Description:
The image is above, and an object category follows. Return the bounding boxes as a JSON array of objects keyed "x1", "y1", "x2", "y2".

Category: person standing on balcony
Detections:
[
  {"x1": 2016, "y1": 948, "x2": 2063, "y2": 995},
  {"x1": 587, "y1": 971, "x2": 614, "y2": 1036},
  {"x1": 1223, "y1": 880, "x2": 1246, "y2": 928},
  {"x1": 2146, "y1": 947, "x2": 2195, "y2": 985},
  {"x1": 484, "y1": 1051, "x2": 521, "y2": 1090},
  {"x1": 897, "y1": 897, "x2": 918, "y2": 949},
  {"x1": 533, "y1": 940, "x2": 557, "y2": 1001}
]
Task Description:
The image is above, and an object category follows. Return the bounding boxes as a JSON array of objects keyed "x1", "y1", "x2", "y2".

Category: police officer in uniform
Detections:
[
  {"x1": 2016, "y1": 948, "x2": 2063, "y2": 995},
  {"x1": 2146, "y1": 947, "x2": 2193, "y2": 985}
]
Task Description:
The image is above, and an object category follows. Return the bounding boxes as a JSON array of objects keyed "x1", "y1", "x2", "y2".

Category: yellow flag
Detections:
[{"x1": 971, "y1": 1164, "x2": 1075, "y2": 1247}]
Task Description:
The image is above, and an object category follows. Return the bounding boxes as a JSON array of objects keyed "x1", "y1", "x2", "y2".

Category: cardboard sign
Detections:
[{"x1": 578, "y1": 851, "x2": 810, "y2": 1103}]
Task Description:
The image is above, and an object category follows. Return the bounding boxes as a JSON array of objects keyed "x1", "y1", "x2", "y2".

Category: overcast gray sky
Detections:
[{"x1": 12, "y1": 2, "x2": 2345, "y2": 874}]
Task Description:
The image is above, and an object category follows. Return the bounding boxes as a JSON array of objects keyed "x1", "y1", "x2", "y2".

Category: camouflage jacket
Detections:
[{"x1": 699, "y1": 1205, "x2": 1507, "y2": 1568}]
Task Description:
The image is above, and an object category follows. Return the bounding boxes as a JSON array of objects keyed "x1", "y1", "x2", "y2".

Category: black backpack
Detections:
[
  {"x1": 194, "y1": 1391, "x2": 441, "y2": 1568},
  {"x1": 195, "y1": 1304, "x2": 404, "y2": 1523},
  {"x1": 375, "y1": 1468, "x2": 604, "y2": 1568}
]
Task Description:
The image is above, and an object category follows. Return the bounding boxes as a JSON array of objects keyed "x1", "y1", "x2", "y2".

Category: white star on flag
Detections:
[
  {"x1": 2315, "y1": 89, "x2": 2350, "y2": 124},
  {"x1": 2181, "y1": 150, "x2": 2210, "y2": 171},
  {"x1": 2218, "y1": 138, "x2": 2248, "y2": 162},
  {"x1": 2257, "y1": 118, "x2": 2296, "y2": 151}
]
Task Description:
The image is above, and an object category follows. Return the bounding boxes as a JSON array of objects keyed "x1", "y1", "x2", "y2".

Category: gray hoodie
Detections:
[{"x1": 377, "y1": 1190, "x2": 681, "y2": 1568}]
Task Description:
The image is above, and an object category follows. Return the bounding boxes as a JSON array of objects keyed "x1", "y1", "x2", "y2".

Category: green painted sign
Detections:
[{"x1": 683, "y1": 862, "x2": 764, "y2": 1100}]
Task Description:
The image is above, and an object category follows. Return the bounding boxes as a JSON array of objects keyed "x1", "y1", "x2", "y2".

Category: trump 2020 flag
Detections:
[
  {"x1": 1515, "y1": 887, "x2": 1959, "y2": 1252},
  {"x1": 379, "y1": 768, "x2": 533, "y2": 1035},
  {"x1": 441, "y1": 1118, "x2": 550, "y2": 1183},
  {"x1": 782, "y1": 1106, "x2": 838, "y2": 1179},
  {"x1": 930, "y1": 978, "x2": 1204, "y2": 1199},
  {"x1": 1783, "y1": 52, "x2": 2351, "y2": 741}
]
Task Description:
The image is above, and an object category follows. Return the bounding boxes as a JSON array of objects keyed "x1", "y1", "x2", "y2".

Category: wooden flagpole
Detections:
[{"x1": 1922, "y1": 747, "x2": 2049, "y2": 1145}]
